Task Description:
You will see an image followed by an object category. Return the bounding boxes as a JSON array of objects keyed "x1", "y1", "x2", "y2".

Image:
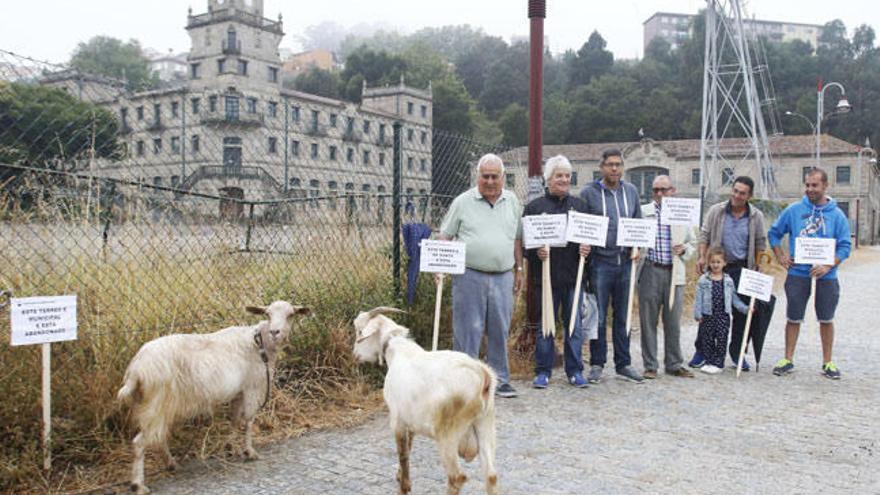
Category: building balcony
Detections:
[
  {"x1": 187, "y1": 8, "x2": 283, "y2": 35},
  {"x1": 304, "y1": 125, "x2": 327, "y2": 137},
  {"x1": 222, "y1": 39, "x2": 242, "y2": 55},
  {"x1": 200, "y1": 110, "x2": 264, "y2": 127},
  {"x1": 342, "y1": 129, "x2": 361, "y2": 142}
]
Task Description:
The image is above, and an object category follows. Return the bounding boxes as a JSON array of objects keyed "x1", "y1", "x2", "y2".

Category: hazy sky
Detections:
[{"x1": 2, "y1": 1, "x2": 878, "y2": 64}]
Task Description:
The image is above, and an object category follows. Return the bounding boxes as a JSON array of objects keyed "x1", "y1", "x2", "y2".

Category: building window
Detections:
[
  {"x1": 209, "y1": 95, "x2": 218, "y2": 112},
  {"x1": 722, "y1": 167, "x2": 735, "y2": 186},
  {"x1": 292, "y1": 106, "x2": 301, "y2": 122},
  {"x1": 268, "y1": 136, "x2": 277, "y2": 154},
  {"x1": 171, "y1": 136, "x2": 180, "y2": 154},
  {"x1": 136, "y1": 106, "x2": 144, "y2": 120},
  {"x1": 363, "y1": 150, "x2": 371, "y2": 165},
  {"x1": 268, "y1": 66, "x2": 278, "y2": 83},
  {"x1": 838, "y1": 201, "x2": 850, "y2": 218},
  {"x1": 421, "y1": 105, "x2": 427, "y2": 118},
  {"x1": 191, "y1": 135, "x2": 200, "y2": 154},
  {"x1": 171, "y1": 101, "x2": 179, "y2": 118},
  {"x1": 153, "y1": 103, "x2": 161, "y2": 123},
  {"x1": 190, "y1": 63, "x2": 200, "y2": 79},
  {"x1": 692, "y1": 168, "x2": 701, "y2": 185},
  {"x1": 311, "y1": 110, "x2": 319, "y2": 131},
  {"x1": 153, "y1": 138, "x2": 162, "y2": 154},
  {"x1": 420, "y1": 131, "x2": 427, "y2": 144},
  {"x1": 407, "y1": 102, "x2": 414, "y2": 115},
  {"x1": 836, "y1": 166, "x2": 851, "y2": 184},
  {"x1": 246, "y1": 97, "x2": 257, "y2": 114},
  {"x1": 191, "y1": 98, "x2": 200, "y2": 114},
  {"x1": 136, "y1": 140, "x2": 145, "y2": 156},
  {"x1": 238, "y1": 59, "x2": 248, "y2": 75},
  {"x1": 268, "y1": 101, "x2": 277, "y2": 118},
  {"x1": 222, "y1": 137, "x2": 242, "y2": 168},
  {"x1": 346, "y1": 116, "x2": 355, "y2": 133},
  {"x1": 363, "y1": 120, "x2": 371, "y2": 133},
  {"x1": 309, "y1": 179, "x2": 320, "y2": 208},
  {"x1": 291, "y1": 140, "x2": 300, "y2": 157},
  {"x1": 328, "y1": 181, "x2": 339, "y2": 210},
  {"x1": 225, "y1": 95, "x2": 239, "y2": 120},
  {"x1": 379, "y1": 152, "x2": 386, "y2": 166},
  {"x1": 330, "y1": 113, "x2": 337, "y2": 127},
  {"x1": 420, "y1": 158, "x2": 427, "y2": 172},
  {"x1": 407, "y1": 157, "x2": 414, "y2": 170},
  {"x1": 362, "y1": 184, "x2": 372, "y2": 211},
  {"x1": 153, "y1": 176, "x2": 162, "y2": 186},
  {"x1": 119, "y1": 107, "x2": 128, "y2": 125},
  {"x1": 310, "y1": 143, "x2": 318, "y2": 158},
  {"x1": 217, "y1": 58, "x2": 226, "y2": 73},
  {"x1": 347, "y1": 147, "x2": 354, "y2": 163},
  {"x1": 407, "y1": 129, "x2": 414, "y2": 142},
  {"x1": 226, "y1": 29, "x2": 237, "y2": 52},
  {"x1": 329, "y1": 145, "x2": 337, "y2": 161},
  {"x1": 571, "y1": 171, "x2": 578, "y2": 186},
  {"x1": 171, "y1": 175, "x2": 180, "y2": 187},
  {"x1": 379, "y1": 124, "x2": 386, "y2": 142}
]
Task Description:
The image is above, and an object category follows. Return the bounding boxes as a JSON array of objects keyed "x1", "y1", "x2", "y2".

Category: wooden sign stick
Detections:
[
  {"x1": 735, "y1": 298, "x2": 756, "y2": 379},
  {"x1": 431, "y1": 274, "x2": 443, "y2": 351},
  {"x1": 542, "y1": 244, "x2": 554, "y2": 338},
  {"x1": 568, "y1": 255, "x2": 585, "y2": 337},
  {"x1": 625, "y1": 251, "x2": 638, "y2": 338}
]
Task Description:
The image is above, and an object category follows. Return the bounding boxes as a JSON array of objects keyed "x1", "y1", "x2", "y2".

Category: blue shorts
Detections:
[{"x1": 784, "y1": 275, "x2": 840, "y2": 324}]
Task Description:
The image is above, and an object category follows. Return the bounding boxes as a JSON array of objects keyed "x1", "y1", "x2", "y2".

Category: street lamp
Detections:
[
  {"x1": 816, "y1": 81, "x2": 851, "y2": 167},
  {"x1": 784, "y1": 111, "x2": 816, "y2": 157}
]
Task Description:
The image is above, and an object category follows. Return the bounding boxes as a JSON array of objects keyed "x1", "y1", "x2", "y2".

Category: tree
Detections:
[
  {"x1": 296, "y1": 21, "x2": 348, "y2": 52},
  {"x1": 479, "y1": 41, "x2": 530, "y2": 115},
  {"x1": 291, "y1": 67, "x2": 342, "y2": 99},
  {"x1": 497, "y1": 103, "x2": 528, "y2": 146},
  {"x1": 69, "y1": 36, "x2": 158, "y2": 91},
  {"x1": 0, "y1": 82, "x2": 121, "y2": 168},
  {"x1": 568, "y1": 31, "x2": 614, "y2": 87}
]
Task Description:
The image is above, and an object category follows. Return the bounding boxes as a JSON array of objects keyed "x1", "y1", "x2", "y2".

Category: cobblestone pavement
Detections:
[{"x1": 148, "y1": 251, "x2": 880, "y2": 494}]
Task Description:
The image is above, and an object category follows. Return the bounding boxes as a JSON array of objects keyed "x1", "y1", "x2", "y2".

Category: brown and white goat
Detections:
[
  {"x1": 352, "y1": 307, "x2": 498, "y2": 495},
  {"x1": 117, "y1": 300, "x2": 310, "y2": 494}
]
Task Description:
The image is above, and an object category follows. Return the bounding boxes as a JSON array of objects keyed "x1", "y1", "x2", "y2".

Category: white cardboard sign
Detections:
[
  {"x1": 522, "y1": 214, "x2": 568, "y2": 249},
  {"x1": 565, "y1": 211, "x2": 610, "y2": 247},
  {"x1": 419, "y1": 240, "x2": 467, "y2": 274},
  {"x1": 10, "y1": 295, "x2": 78, "y2": 346},
  {"x1": 737, "y1": 269, "x2": 774, "y2": 302},
  {"x1": 794, "y1": 237, "x2": 836, "y2": 265},
  {"x1": 660, "y1": 197, "x2": 701, "y2": 226},
  {"x1": 616, "y1": 218, "x2": 657, "y2": 248}
]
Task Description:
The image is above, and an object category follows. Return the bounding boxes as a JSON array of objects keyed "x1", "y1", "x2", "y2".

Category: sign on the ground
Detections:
[
  {"x1": 10, "y1": 295, "x2": 77, "y2": 346},
  {"x1": 616, "y1": 218, "x2": 657, "y2": 248},
  {"x1": 522, "y1": 214, "x2": 568, "y2": 249},
  {"x1": 794, "y1": 237, "x2": 836, "y2": 265},
  {"x1": 565, "y1": 211, "x2": 609, "y2": 247},
  {"x1": 419, "y1": 240, "x2": 466, "y2": 274},
  {"x1": 660, "y1": 197, "x2": 701, "y2": 226},
  {"x1": 737, "y1": 269, "x2": 774, "y2": 302}
]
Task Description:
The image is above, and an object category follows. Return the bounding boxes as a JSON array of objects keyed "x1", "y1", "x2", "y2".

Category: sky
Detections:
[{"x1": 1, "y1": 0, "x2": 878, "y2": 64}]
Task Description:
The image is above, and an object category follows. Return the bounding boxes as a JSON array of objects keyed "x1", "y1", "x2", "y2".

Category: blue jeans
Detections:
[
  {"x1": 535, "y1": 285, "x2": 585, "y2": 378},
  {"x1": 589, "y1": 257, "x2": 632, "y2": 371},
  {"x1": 452, "y1": 268, "x2": 513, "y2": 385}
]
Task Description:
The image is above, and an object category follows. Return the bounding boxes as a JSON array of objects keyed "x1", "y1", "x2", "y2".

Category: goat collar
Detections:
[{"x1": 252, "y1": 330, "x2": 272, "y2": 410}]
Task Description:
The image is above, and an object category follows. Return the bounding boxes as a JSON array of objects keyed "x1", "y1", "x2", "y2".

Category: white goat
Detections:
[
  {"x1": 117, "y1": 300, "x2": 310, "y2": 494},
  {"x1": 352, "y1": 307, "x2": 498, "y2": 495}
]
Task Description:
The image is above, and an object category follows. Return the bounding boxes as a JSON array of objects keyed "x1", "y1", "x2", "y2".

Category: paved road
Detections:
[{"x1": 148, "y1": 250, "x2": 880, "y2": 494}]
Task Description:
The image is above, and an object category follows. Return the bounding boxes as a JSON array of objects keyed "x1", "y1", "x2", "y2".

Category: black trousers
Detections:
[{"x1": 725, "y1": 261, "x2": 751, "y2": 363}]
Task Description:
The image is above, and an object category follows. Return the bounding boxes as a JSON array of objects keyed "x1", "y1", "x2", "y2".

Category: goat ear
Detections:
[
  {"x1": 245, "y1": 305, "x2": 267, "y2": 315},
  {"x1": 292, "y1": 305, "x2": 311, "y2": 316}
]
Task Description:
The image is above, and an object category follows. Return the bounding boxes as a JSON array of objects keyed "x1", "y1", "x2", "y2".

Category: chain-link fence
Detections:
[{"x1": 0, "y1": 48, "x2": 529, "y2": 491}]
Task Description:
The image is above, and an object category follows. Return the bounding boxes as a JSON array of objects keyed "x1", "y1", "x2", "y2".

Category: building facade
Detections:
[
  {"x1": 44, "y1": 0, "x2": 433, "y2": 220},
  {"x1": 505, "y1": 135, "x2": 880, "y2": 244},
  {"x1": 644, "y1": 12, "x2": 824, "y2": 51}
]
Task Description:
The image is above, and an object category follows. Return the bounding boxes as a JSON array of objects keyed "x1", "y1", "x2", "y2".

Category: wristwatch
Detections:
[{"x1": 515, "y1": 266, "x2": 523, "y2": 271}]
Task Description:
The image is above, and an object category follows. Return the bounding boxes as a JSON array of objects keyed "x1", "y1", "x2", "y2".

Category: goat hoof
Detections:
[{"x1": 130, "y1": 483, "x2": 151, "y2": 494}]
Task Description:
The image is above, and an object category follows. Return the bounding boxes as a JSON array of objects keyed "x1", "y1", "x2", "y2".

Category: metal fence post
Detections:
[
  {"x1": 244, "y1": 202, "x2": 255, "y2": 252},
  {"x1": 393, "y1": 121, "x2": 402, "y2": 300}
]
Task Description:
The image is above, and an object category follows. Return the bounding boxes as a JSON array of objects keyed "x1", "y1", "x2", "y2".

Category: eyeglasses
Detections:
[{"x1": 652, "y1": 187, "x2": 672, "y2": 193}]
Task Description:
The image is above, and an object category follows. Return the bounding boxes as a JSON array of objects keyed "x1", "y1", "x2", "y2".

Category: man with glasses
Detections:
[
  {"x1": 694, "y1": 176, "x2": 767, "y2": 370},
  {"x1": 439, "y1": 153, "x2": 524, "y2": 398},
  {"x1": 637, "y1": 175, "x2": 696, "y2": 379},
  {"x1": 579, "y1": 148, "x2": 644, "y2": 384}
]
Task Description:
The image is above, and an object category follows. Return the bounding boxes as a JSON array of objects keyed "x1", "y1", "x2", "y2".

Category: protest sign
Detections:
[
  {"x1": 10, "y1": 295, "x2": 77, "y2": 346},
  {"x1": 419, "y1": 240, "x2": 466, "y2": 274},
  {"x1": 794, "y1": 237, "x2": 836, "y2": 265},
  {"x1": 737, "y1": 269, "x2": 774, "y2": 302},
  {"x1": 660, "y1": 197, "x2": 701, "y2": 226},
  {"x1": 616, "y1": 218, "x2": 657, "y2": 248},
  {"x1": 522, "y1": 214, "x2": 568, "y2": 249},
  {"x1": 565, "y1": 211, "x2": 609, "y2": 247}
]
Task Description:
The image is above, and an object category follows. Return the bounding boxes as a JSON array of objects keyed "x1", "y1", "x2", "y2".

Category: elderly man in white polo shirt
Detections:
[{"x1": 438, "y1": 153, "x2": 524, "y2": 398}]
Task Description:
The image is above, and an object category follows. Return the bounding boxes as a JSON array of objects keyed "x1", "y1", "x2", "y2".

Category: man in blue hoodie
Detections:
[
  {"x1": 768, "y1": 168, "x2": 851, "y2": 379},
  {"x1": 579, "y1": 148, "x2": 644, "y2": 384}
]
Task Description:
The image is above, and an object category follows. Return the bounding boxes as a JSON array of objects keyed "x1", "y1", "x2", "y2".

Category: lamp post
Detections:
[
  {"x1": 784, "y1": 110, "x2": 816, "y2": 158},
  {"x1": 816, "y1": 81, "x2": 851, "y2": 167},
  {"x1": 856, "y1": 139, "x2": 878, "y2": 248}
]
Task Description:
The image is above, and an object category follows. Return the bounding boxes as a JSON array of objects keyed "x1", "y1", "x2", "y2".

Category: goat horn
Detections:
[{"x1": 367, "y1": 306, "x2": 405, "y2": 319}]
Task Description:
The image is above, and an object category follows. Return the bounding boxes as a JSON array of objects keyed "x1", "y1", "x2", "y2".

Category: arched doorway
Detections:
[{"x1": 628, "y1": 166, "x2": 669, "y2": 204}]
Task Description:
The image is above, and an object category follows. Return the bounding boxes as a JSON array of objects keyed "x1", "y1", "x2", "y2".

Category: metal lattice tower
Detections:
[{"x1": 699, "y1": 0, "x2": 779, "y2": 202}]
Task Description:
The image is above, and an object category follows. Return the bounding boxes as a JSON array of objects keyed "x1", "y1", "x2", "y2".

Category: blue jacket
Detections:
[
  {"x1": 767, "y1": 195, "x2": 851, "y2": 280},
  {"x1": 579, "y1": 179, "x2": 642, "y2": 264},
  {"x1": 693, "y1": 273, "x2": 749, "y2": 320}
]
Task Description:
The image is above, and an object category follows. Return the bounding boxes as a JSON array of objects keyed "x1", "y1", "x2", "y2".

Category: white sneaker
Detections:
[{"x1": 701, "y1": 364, "x2": 722, "y2": 375}]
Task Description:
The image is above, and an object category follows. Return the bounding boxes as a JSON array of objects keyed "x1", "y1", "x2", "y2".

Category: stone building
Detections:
[
  {"x1": 44, "y1": 0, "x2": 433, "y2": 219},
  {"x1": 505, "y1": 135, "x2": 880, "y2": 244}
]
